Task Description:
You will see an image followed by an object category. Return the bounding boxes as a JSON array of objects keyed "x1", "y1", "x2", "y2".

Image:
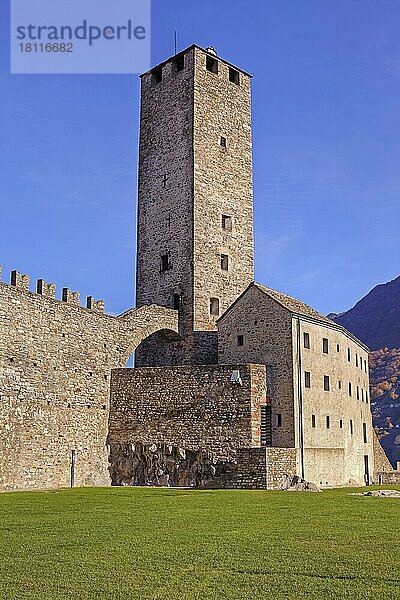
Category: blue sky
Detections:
[{"x1": 0, "y1": 0, "x2": 399, "y2": 316}]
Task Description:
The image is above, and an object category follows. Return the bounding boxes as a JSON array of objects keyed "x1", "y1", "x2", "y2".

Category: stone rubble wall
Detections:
[{"x1": 0, "y1": 268, "x2": 178, "y2": 491}]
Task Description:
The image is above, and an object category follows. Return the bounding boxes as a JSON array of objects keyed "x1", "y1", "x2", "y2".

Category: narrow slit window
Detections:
[
  {"x1": 210, "y1": 297, "x2": 219, "y2": 316},
  {"x1": 173, "y1": 293, "x2": 180, "y2": 310},
  {"x1": 339, "y1": 419, "x2": 343, "y2": 429},
  {"x1": 228, "y1": 67, "x2": 240, "y2": 85},
  {"x1": 326, "y1": 415, "x2": 330, "y2": 429},
  {"x1": 323, "y1": 338, "x2": 329, "y2": 354},
  {"x1": 206, "y1": 55, "x2": 218, "y2": 73},
  {"x1": 303, "y1": 332, "x2": 310, "y2": 349},
  {"x1": 312, "y1": 414, "x2": 316, "y2": 428},
  {"x1": 363, "y1": 422, "x2": 367, "y2": 443},
  {"x1": 237, "y1": 334, "x2": 244, "y2": 347},
  {"x1": 350, "y1": 419, "x2": 354, "y2": 435},
  {"x1": 348, "y1": 382, "x2": 352, "y2": 397},
  {"x1": 219, "y1": 136, "x2": 227, "y2": 148},
  {"x1": 221, "y1": 254, "x2": 229, "y2": 271},
  {"x1": 222, "y1": 215, "x2": 232, "y2": 230},
  {"x1": 276, "y1": 413, "x2": 282, "y2": 427},
  {"x1": 161, "y1": 254, "x2": 170, "y2": 272},
  {"x1": 347, "y1": 348, "x2": 351, "y2": 362},
  {"x1": 324, "y1": 375, "x2": 330, "y2": 391},
  {"x1": 304, "y1": 371, "x2": 311, "y2": 388}
]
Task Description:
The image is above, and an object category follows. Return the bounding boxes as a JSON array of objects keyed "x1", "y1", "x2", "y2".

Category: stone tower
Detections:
[{"x1": 135, "y1": 45, "x2": 254, "y2": 366}]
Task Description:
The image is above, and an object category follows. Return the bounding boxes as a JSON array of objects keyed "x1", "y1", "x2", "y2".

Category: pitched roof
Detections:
[{"x1": 253, "y1": 283, "x2": 334, "y2": 325}]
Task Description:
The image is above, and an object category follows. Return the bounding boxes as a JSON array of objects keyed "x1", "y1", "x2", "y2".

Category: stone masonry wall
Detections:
[
  {"x1": 0, "y1": 268, "x2": 178, "y2": 491},
  {"x1": 108, "y1": 363, "x2": 268, "y2": 474}
]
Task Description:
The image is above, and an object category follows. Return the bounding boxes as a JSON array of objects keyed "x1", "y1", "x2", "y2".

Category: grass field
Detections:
[{"x1": 0, "y1": 486, "x2": 399, "y2": 600}]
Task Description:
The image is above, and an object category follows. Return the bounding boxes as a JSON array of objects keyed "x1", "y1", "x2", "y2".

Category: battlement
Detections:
[{"x1": 1, "y1": 266, "x2": 104, "y2": 314}]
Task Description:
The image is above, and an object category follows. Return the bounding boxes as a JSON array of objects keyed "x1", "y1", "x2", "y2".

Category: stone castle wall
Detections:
[{"x1": 0, "y1": 267, "x2": 178, "y2": 491}]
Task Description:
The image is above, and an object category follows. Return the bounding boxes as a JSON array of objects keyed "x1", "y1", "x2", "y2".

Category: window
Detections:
[
  {"x1": 339, "y1": 419, "x2": 343, "y2": 429},
  {"x1": 260, "y1": 405, "x2": 272, "y2": 447},
  {"x1": 338, "y1": 380, "x2": 342, "y2": 390},
  {"x1": 324, "y1": 375, "x2": 330, "y2": 391},
  {"x1": 219, "y1": 136, "x2": 227, "y2": 148},
  {"x1": 361, "y1": 388, "x2": 364, "y2": 402},
  {"x1": 336, "y1": 344, "x2": 340, "y2": 352},
  {"x1": 312, "y1": 414, "x2": 316, "y2": 428},
  {"x1": 363, "y1": 422, "x2": 367, "y2": 444},
  {"x1": 228, "y1": 67, "x2": 240, "y2": 85},
  {"x1": 237, "y1": 334, "x2": 244, "y2": 347},
  {"x1": 206, "y1": 55, "x2": 218, "y2": 73},
  {"x1": 348, "y1": 382, "x2": 352, "y2": 396},
  {"x1": 174, "y1": 53, "x2": 184, "y2": 72},
  {"x1": 153, "y1": 67, "x2": 162, "y2": 83},
  {"x1": 364, "y1": 359, "x2": 367, "y2": 373},
  {"x1": 161, "y1": 254, "x2": 170, "y2": 272},
  {"x1": 303, "y1": 332, "x2": 310, "y2": 349},
  {"x1": 326, "y1": 415, "x2": 330, "y2": 429},
  {"x1": 220, "y1": 254, "x2": 229, "y2": 271},
  {"x1": 365, "y1": 390, "x2": 368, "y2": 402},
  {"x1": 356, "y1": 354, "x2": 359, "y2": 367},
  {"x1": 347, "y1": 348, "x2": 351, "y2": 362},
  {"x1": 356, "y1": 386, "x2": 360, "y2": 400},
  {"x1": 222, "y1": 214, "x2": 232, "y2": 230},
  {"x1": 304, "y1": 371, "x2": 311, "y2": 388},
  {"x1": 173, "y1": 293, "x2": 180, "y2": 310},
  {"x1": 323, "y1": 338, "x2": 329, "y2": 354},
  {"x1": 210, "y1": 297, "x2": 219, "y2": 316},
  {"x1": 350, "y1": 419, "x2": 354, "y2": 435},
  {"x1": 275, "y1": 413, "x2": 282, "y2": 427}
]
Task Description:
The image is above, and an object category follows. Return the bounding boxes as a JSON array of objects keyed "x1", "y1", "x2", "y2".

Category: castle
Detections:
[{"x1": 0, "y1": 45, "x2": 396, "y2": 491}]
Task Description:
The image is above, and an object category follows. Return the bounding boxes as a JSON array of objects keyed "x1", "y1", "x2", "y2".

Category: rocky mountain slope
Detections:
[{"x1": 331, "y1": 276, "x2": 400, "y2": 468}]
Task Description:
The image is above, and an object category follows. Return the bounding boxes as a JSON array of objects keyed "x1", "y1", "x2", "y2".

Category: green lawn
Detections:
[{"x1": 0, "y1": 486, "x2": 399, "y2": 600}]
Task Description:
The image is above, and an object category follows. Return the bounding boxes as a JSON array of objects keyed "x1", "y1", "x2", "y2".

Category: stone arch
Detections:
[{"x1": 116, "y1": 305, "x2": 180, "y2": 363}]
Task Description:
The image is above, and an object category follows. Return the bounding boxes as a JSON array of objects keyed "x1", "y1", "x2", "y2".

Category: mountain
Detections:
[
  {"x1": 332, "y1": 275, "x2": 400, "y2": 351},
  {"x1": 331, "y1": 276, "x2": 400, "y2": 468}
]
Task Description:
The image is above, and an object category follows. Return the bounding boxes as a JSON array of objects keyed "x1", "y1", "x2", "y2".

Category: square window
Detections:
[
  {"x1": 324, "y1": 375, "x2": 330, "y2": 391},
  {"x1": 206, "y1": 55, "x2": 218, "y2": 73},
  {"x1": 221, "y1": 254, "x2": 229, "y2": 271},
  {"x1": 219, "y1": 136, "x2": 227, "y2": 148},
  {"x1": 210, "y1": 297, "x2": 219, "y2": 316},
  {"x1": 153, "y1": 67, "x2": 162, "y2": 83},
  {"x1": 323, "y1": 338, "x2": 329, "y2": 354},
  {"x1": 161, "y1": 254, "x2": 169, "y2": 272},
  {"x1": 222, "y1": 214, "x2": 232, "y2": 230},
  {"x1": 237, "y1": 334, "x2": 244, "y2": 347},
  {"x1": 304, "y1": 371, "x2": 311, "y2": 388},
  {"x1": 303, "y1": 332, "x2": 310, "y2": 349},
  {"x1": 229, "y1": 67, "x2": 240, "y2": 85}
]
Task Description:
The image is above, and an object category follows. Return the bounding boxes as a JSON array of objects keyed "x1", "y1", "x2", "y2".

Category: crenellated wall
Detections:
[{"x1": 0, "y1": 265, "x2": 179, "y2": 491}]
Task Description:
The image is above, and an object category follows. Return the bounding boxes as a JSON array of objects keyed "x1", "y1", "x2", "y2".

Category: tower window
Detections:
[
  {"x1": 350, "y1": 419, "x2": 354, "y2": 435},
  {"x1": 173, "y1": 293, "x2": 180, "y2": 310},
  {"x1": 210, "y1": 297, "x2": 219, "y2": 316},
  {"x1": 347, "y1": 348, "x2": 351, "y2": 362},
  {"x1": 222, "y1": 215, "x2": 232, "y2": 230},
  {"x1": 275, "y1": 414, "x2": 282, "y2": 427},
  {"x1": 304, "y1": 371, "x2": 311, "y2": 388},
  {"x1": 153, "y1": 67, "x2": 162, "y2": 83},
  {"x1": 323, "y1": 338, "x2": 329, "y2": 354},
  {"x1": 228, "y1": 67, "x2": 240, "y2": 85},
  {"x1": 174, "y1": 53, "x2": 184, "y2": 72},
  {"x1": 348, "y1": 382, "x2": 352, "y2": 396},
  {"x1": 221, "y1": 254, "x2": 229, "y2": 271},
  {"x1": 324, "y1": 375, "x2": 330, "y2": 391},
  {"x1": 355, "y1": 354, "x2": 359, "y2": 367},
  {"x1": 356, "y1": 386, "x2": 360, "y2": 400},
  {"x1": 219, "y1": 136, "x2": 227, "y2": 148},
  {"x1": 237, "y1": 334, "x2": 244, "y2": 347},
  {"x1": 312, "y1": 414, "x2": 316, "y2": 428},
  {"x1": 338, "y1": 380, "x2": 342, "y2": 389},
  {"x1": 336, "y1": 344, "x2": 340, "y2": 352},
  {"x1": 363, "y1": 422, "x2": 367, "y2": 443},
  {"x1": 161, "y1": 254, "x2": 170, "y2": 272},
  {"x1": 339, "y1": 419, "x2": 343, "y2": 428},
  {"x1": 304, "y1": 332, "x2": 310, "y2": 348},
  {"x1": 206, "y1": 55, "x2": 218, "y2": 74},
  {"x1": 326, "y1": 416, "x2": 330, "y2": 429}
]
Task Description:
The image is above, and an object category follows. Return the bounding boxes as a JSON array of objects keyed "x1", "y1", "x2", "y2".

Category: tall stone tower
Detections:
[{"x1": 135, "y1": 45, "x2": 254, "y2": 366}]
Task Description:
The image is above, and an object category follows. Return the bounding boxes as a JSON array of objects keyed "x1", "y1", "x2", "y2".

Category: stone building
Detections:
[{"x1": 1, "y1": 44, "x2": 398, "y2": 491}]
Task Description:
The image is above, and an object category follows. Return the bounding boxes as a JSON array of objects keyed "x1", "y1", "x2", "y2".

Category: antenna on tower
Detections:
[{"x1": 174, "y1": 30, "x2": 177, "y2": 55}]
